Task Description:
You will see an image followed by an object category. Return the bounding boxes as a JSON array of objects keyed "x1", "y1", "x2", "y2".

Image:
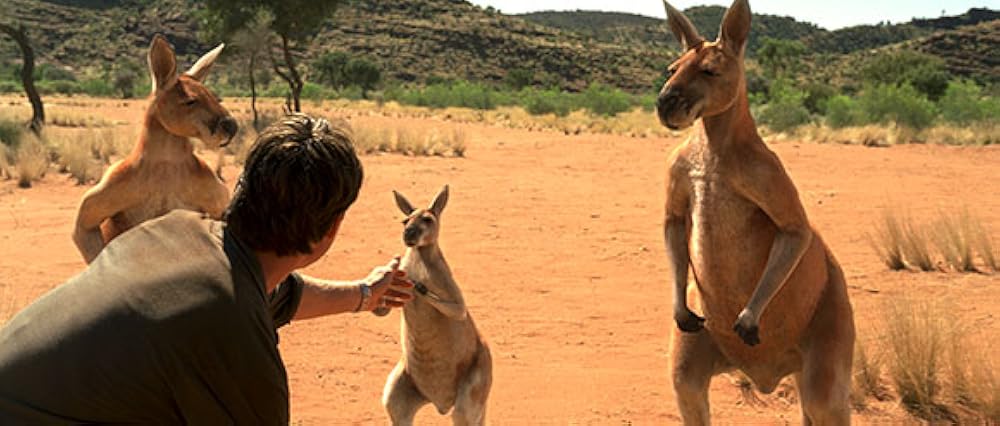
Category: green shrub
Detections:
[
  {"x1": 802, "y1": 82, "x2": 837, "y2": 115},
  {"x1": 505, "y1": 68, "x2": 534, "y2": 90},
  {"x1": 79, "y1": 79, "x2": 115, "y2": 97},
  {"x1": 0, "y1": 81, "x2": 18, "y2": 93},
  {"x1": 757, "y1": 79, "x2": 811, "y2": 132},
  {"x1": 823, "y1": 95, "x2": 863, "y2": 128},
  {"x1": 581, "y1": 83, "x2": 631, "y2": 117},
  {"x1": 938, "y1": 80, "x2": 999, "y2": 125},
  {"x1": 859, "y1": 84, "x2": 936, "y2": 129},
  {"x1": 37, "y1": 79, "x2": 80, "y2": 95},
  {"x1": 343, "y1": 58, "x2": 381, "y2": 97},
  {"x1": 35, "y1": 63, "x2": 76, "y2": 82},
  {"x1": 0, "y1": 118, "x2": 24, "y2": 149},
  {"x1": 524, "y1": 89, "x2": 572, "y2": 116},
  {"x1": 396, "y1": 81, "x2": 499, "y2": 110},
  {"x1": 313, "y1": 51, "x2": 349, "y2": 88},
  {"x1": 300, "y1": 82, "x2": 330, "y2": 102},
  {"x1": 858, "y1": 50, "x2": 950, "y2": 101}
]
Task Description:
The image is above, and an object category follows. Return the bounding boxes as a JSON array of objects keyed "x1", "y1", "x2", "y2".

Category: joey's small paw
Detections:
[{"x1": 675, "y1": 310, "x2": 706, "y2": 333}]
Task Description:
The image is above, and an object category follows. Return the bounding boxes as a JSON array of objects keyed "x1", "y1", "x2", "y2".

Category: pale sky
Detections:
[{"x1": 469, "y1": 0, "x2": 999, "y2": 30}]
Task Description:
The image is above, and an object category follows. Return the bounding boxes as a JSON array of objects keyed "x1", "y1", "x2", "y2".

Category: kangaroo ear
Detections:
[
  {"x1": 186, "y1": 43, "x2": 225, "y2": 81},
  {"x1": 393, "y1": 190, "x2": 415, "y2": 215},
  {"x1": 148, "y1": 34, "x2": 177, "y2": 93},
  {"x1": 663, "y1": 0, "x2": 703, "y2": 51},
  {"x1": 719, "y1": 0, "x2": 752, "y2": 56},
  {"x1": 429, "y1": 185, "x2": 449, "y2": 217}
]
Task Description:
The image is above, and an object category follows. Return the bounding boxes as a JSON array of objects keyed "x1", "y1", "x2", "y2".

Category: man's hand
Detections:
[{"x1": 362, "y1": 256, "x2": 413, "y2": 313}]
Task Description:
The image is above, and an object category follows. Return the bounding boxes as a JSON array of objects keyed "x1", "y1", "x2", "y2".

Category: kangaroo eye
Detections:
[
  {"x1": 183, "y1": 98, "x2": 198, "y2": 106},
  {"x1": 702, "y1": 69, "x2": 719, "y2": 77}
]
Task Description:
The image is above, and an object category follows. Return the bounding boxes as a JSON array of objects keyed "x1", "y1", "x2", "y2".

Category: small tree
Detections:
[
  {"x1": 313, "y1": 51, "x2": 349, "y2": 89},
  {"x1": 756, "y1": 37, "x2": 806, "y2": 79},
  {"x1": 504, "y1": 68, "x2": 534, "y2": 90},
  {"x1": 231, "y1": 11, "x2": 273, "y2": 131},
  {"x1": 0, "y1": 23, "x2": 44, "y2": 135},
  {"x1": 201, "y1": 0, "x2": 345, "y2": 112},
  {"x1": 343, "y1": 57, "x2": 380, "y2": 98}
]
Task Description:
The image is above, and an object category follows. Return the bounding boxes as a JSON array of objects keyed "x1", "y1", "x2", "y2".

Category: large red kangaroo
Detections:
[
  {"x1": 657, "y1": 1, "x2": 855, "y2": 424},
  {"x1": 73, "y1": 35, "x2": 237, "y2": 263}
]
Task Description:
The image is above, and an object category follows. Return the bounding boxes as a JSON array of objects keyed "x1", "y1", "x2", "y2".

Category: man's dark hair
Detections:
[{"x1": 225, "y1": 113, "x2": 364, "y2": 256}]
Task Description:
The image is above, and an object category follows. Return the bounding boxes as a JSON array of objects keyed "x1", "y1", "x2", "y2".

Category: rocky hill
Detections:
[{"x1": 1, "y1": 0, "x2": 997, "y2": 93}]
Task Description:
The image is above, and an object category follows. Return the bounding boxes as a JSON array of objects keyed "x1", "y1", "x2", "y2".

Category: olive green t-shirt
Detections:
[{"x1": 0, "y1": 210, "x2": 303, "y2": 425}]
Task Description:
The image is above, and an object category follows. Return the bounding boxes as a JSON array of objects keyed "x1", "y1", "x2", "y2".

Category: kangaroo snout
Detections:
[{"x1": 403, "y1": 227, "x2": 421, "y2": 247}]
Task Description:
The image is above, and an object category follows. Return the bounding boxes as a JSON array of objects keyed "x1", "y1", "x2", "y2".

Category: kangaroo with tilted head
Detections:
[{"x1": 382, "y1": 185, "x2": 492, "y2": 426}]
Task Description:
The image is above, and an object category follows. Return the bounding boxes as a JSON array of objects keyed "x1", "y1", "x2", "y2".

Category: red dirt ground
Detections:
[{"x1": 1, "y1": 97, "x2": 997, "y2": 424}]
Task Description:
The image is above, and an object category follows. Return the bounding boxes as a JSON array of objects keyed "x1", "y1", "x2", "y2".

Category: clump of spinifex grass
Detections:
[
  {"x1": 930, "y1": 208, "x2": 978, "y2": 273},
  {"x1": 14, "y1": 135, "x2": 50, "y2": 188},
  {"x1": 868, "y1": 209, "x2": 906, "y2": 270},
  {"x1": 869, "y1": 207, "x2": 996, "y2": 272},
  {"x1": 883, "y1": 299, "x2": 951, "y2": 420},
  {"x1": 851, "y1": 339, "x2": 889, "y2": 410}
]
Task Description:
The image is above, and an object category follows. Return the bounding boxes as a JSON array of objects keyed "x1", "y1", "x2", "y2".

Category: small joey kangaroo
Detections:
[{"x1": 381, "y1": 185, "x2": 492, "y2": 426}]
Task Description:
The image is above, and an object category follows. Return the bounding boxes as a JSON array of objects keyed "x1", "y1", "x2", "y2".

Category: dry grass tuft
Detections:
[
  {"x1": 348, "y1": 124, "x2": 467, "y2": 158},
  {"x1": 0, "y1": 144, "x2": 12, "y2": 180},
  {"x1": 14, "y1": 135, "x2": 50, "y2": 188},
  {"x1": 868, "y1": 209, "x2": 906, "y2": 270},
  {"x1": 852, "y1": 339, "x2": 888, "y2": 410},
  {"x1": 900, "y1": 218, "x2": 935, "y2": 272},
  {"x1": 795, "y1": 122, "x2": 999, "y2": 146},
  {"x1": 47, "y1": 108, "x2": 114, "y2": 128},
  {"x1": 869, "y1": 207, "x2": 995, "y2": 272},
  {"x1": 930, "y1": 208, "x2": 978, "y2": 273},
  {"x1": 883, "y1": 299, "x2": 952, "y2": 420}
]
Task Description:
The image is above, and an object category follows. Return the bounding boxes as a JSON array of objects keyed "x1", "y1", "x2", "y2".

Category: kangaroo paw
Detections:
[{"x1": 675, "y1": 309, "x2": 706, "y2": 333}]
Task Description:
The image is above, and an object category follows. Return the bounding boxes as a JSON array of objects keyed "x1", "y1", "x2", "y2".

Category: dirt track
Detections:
[{"x1": 1, "y1": 97, "x2": 998, "y2": 424}]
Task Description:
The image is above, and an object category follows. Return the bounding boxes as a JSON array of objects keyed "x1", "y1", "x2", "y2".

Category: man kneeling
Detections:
[{"x1": 0, "y1": 113, "x2": 413, "y2": 424}]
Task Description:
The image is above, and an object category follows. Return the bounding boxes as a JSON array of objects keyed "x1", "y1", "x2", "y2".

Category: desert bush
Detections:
[
  {"x1": 313, "y1": 52, "x2": 350, "y2": 89},
  {"x1": 15, "y1": 135, "x2": 50, "y2": 188},
  {"x1": 524, "y1": 89, "x2": 572, "y2": 117},
  {"x1": 396, "y1": 81, "x2": 499, "y2": 110},
  {"x1": 0, "y1": 117, "x2": 24, "y2": 149},
  {"x1": 343, "y1": 57, "x2": 381, "y2": 98},
  {"x1": 801, "y1": 82, "x2": 837, "y2": 115},
  {"x1": 858, "y1": 84, "x2": 937, "y2": 130},
  {"x1": 858, "y1": 50, "x2": 951, "y2": 101},
  {"x1": 758, "y1": 82, "x2": 812, "y2": 132},
  {"x1": 0, "y1": 81, "x2": 19, "y2": 93},
  {"x1": 823, "y1": 95, "x2": 863, "y2": 128},
  {"x1": 868, "y1": 209, "x2": 906, "y2": 270},
  {"x1": 79, "y1": 78, "x2": 115, "y2": 97},
  {"x1": 938, "y1": 79, "x2": 1000, "y2": 125},
  {"x1": 580, "y1": 83, "x2": 631, "y2": 117},
  {"x1": 504, "y1": 68, "x2": 534, "y2": 90}
]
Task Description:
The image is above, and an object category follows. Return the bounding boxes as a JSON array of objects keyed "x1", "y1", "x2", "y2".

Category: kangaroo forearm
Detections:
[
  {"x1": 666, "y1": 217, "x2": 690, "y2": 311},
  {"x1": 73, "y1": 226, "x2": 105, "y2": 264},
  {"x1": 745, "y1": 228, "x2": 813, "y2": 318}
]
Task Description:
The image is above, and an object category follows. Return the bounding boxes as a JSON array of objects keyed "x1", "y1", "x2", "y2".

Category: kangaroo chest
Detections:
[
  {"x1": 684, "y1": 151, "x2": 776, "y2": 320},
  {"x1": 114, "y1": 160, "x2": 221, "y2": 232}
]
